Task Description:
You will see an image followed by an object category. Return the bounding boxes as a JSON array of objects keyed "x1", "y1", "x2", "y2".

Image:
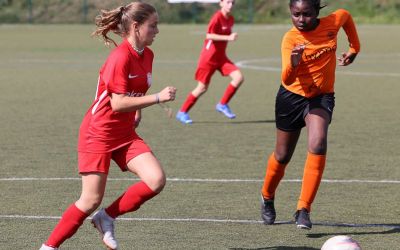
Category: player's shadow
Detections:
[
  {"x1": 230, "y1": 247, "x2": 319, "y2": 250},
  {"x1": 195, "y1": 119, "x2": 275, "y2": 124},
  {"x1": 307, "y1": 224, "x2": 400, "y2": 238}
]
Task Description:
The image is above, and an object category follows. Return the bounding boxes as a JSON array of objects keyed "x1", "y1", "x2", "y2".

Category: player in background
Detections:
[
  {"x1": 40, "y1": 2, "x2": 176, "y2": 249},
  {"x1": 260, "y1": 0, "x2": 360, "y2": 229},
  {"x1": 176, "y1": 0, "x2": 244, "y2": 124}
]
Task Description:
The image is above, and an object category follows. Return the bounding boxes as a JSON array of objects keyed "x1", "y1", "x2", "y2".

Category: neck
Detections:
[
  {"x1": 221, "y1": 10, "x2": 230, "y2": 17},
  {"x1": 127, "y1": 37, "x2": 144, "y2": 55}
]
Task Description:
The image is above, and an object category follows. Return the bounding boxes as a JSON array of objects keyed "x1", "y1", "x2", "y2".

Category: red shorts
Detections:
[
  {"x1": 195, "y1": 58, "x2": 238, "y2": 84},
  {"x1": 78, "y1": 137, "x2": 152, "y2": 174}
]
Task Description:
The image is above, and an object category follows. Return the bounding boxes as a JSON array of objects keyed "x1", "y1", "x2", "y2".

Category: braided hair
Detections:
[{"x1": 289, "y1": 0, "x2": 326, "y2": 15}]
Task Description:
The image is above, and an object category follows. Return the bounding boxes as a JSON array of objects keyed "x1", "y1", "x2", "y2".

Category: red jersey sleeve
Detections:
[
  {"x1": 100, "y1": 50, "x2": 130, "y2": 94},
  {"x1": 207, "y1": 13, "x2": 220, "y2": 34}
]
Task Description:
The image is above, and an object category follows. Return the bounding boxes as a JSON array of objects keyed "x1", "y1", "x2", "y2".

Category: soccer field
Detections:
[{"x1": 0, "y1": 24, "x2": 400, "y2": 249}]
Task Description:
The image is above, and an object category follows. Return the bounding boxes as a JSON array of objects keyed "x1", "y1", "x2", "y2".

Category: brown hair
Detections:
[{"x1": 92, "y1": 2, "x2": 157, "y2": 47}]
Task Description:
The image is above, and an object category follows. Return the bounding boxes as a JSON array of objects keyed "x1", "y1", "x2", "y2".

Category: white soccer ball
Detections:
[{"x1": 321, "y1": 235, "x2": 361, "y2": 250}]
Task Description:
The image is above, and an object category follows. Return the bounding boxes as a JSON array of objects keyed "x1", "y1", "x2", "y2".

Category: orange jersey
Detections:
[{"x1": 281, "y1": 9, "x2": 361, "y2": 97}]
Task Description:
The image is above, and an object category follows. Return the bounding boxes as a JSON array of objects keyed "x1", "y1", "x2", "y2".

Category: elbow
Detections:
[
  {"x1": 110, "y1": 100, "x2": 128, "y2": 113},
  {"x1": 110, "y1": 102, "x2": 124, "y2": 113},
  {"x1": 282, "y1": 76, "x2": 295, "y2": 85}
]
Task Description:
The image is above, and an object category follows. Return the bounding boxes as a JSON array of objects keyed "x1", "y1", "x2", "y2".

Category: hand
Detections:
[
  {"x1": 228, "y1": 33, "x2": 238, "y2": 41},
  {"x1": 158, "y1": 86, "x2": 177, "y2": 103},
  {"x1": 338, "y1": 52, "x2": 357, "y2": 66},
  {"x1": 291, "y1": 44, "x2": 306, "y2": 68}
]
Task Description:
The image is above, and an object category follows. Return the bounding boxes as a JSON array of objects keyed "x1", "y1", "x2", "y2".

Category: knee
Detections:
[
  {"x1": 273, "y1": 151, "x2": 292, "y2": 164},
  {"x1": 146, "y1": 173, "x2": 166, "y2": 193},
  {"x1": 232, "y1": 74, "x2": 244, "y2": 86},
  {"x1": 77, "y1": 194, "x2": 103, "y2": 214},
  {"x1": 308, "y1": 137, "x2": 327, "y2": 155},
  {"x1": 194, "y1": 84, "x2": 208, "y2": 96},
  {"x1": 199, "y1": 85, "x2": 208, "y2": 94}
]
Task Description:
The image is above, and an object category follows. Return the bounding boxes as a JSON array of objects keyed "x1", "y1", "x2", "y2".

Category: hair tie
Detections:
[{"x1": 120, "y1": 6, "x2": 125, "y2": 14}]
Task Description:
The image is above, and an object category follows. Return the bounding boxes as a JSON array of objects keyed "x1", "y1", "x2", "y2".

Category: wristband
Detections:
[{"x1": 155, "y1": 93, "x2": 160, "y2": 104}]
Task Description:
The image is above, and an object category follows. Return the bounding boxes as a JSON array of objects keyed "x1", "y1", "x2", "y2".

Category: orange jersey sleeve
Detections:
[{"x1": 281, "y1": 9, "x2": 361, "y2": 97}]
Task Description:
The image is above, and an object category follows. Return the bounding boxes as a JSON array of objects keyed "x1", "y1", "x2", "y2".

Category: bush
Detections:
[{"x1": 0, "y1": 0, "x2": 399, "y2": 24}]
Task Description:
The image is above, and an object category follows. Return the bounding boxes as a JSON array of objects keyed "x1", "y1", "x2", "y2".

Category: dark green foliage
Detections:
[{"x1": 0, "y1": 0, "x2": 399, "y2": 24}]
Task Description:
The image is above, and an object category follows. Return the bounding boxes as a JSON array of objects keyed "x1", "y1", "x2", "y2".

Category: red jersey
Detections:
[
  {"x1": 281, "y1": 9, "x2": 360, "y2": 97},
  {"x1": 198, "y1": 10, "x2": 234, "y2": 66},
  {"x1": 78, "y1": 39, "x2": 154, "y2": 153}
]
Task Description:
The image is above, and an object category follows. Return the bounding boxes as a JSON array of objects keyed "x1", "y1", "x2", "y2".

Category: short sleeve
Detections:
[
  {"x1": 101, "y1": 51, "x2": 130, "y2": 94},
  {"x1": 207, "y1": 13, "x2": 221, "y2": 34}
]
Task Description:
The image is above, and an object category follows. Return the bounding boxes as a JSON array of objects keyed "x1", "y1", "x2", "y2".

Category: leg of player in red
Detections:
[
  {"x1": 216, "y1": 67, "x2": 244, "y2": 119},
  {"x1": 91, "y1": 149, "x2": 165, "y2": 250},
  {"x1": 40, "y1": 173, "x2": 106, "y2": 250},
  {"x1": 41, "y1": 151, "x2": 165, "y2": 250}
]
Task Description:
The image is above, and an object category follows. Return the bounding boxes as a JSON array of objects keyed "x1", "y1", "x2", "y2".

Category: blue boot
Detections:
[
  {"x1": 176, "y1": 111, "x2": 193, "y2": 124},
  {"x1": 216, "y1": 103, "x2": 236, "y2": 119}
]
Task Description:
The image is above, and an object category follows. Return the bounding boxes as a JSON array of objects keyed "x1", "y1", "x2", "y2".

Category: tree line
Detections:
[{"x1": 0, "y1": 0, "x2": 399, "y2": 24}]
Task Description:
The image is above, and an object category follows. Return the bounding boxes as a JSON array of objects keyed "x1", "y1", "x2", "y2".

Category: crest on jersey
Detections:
[{"x1": 327, "y1": 31, "x2": 335, "y2": 39}]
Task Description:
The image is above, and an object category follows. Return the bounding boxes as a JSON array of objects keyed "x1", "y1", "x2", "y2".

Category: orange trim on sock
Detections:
[
  {"x1": 297, "y1": 152, "x2": 326, "y2": 211},
  {"x1": 261, "y1": 153, "x2": 287, "y2": 200}
]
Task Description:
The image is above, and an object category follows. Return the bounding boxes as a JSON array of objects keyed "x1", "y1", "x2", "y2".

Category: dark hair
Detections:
[
  {"x1": 289, "y1": 0, "x2": 327, "y2": 14},
  {"x1": 92, "y1": 2, "x2": 157, "y2": 47}
]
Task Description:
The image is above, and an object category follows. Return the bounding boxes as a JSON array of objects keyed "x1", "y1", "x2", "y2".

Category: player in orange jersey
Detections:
[
  {"x1": 40, "y1": 2, "x2": 176, "y2": 250},
  {"x1": 260, "y1": 0, "x2": 360, "y2": 229},
  {"x1": 176, "y1": 0, "x2": 244, "y2": 124}
]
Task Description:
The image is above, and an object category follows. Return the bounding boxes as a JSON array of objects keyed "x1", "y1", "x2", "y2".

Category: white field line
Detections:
[
  {"x1": 1, "y1": 214, "x2": 399, "y2": 229},
  {"x1": 5, "y1": 57, "x2": 400, "y2": 77},
  {"x1": 236, "y1": 58, "x2": 400, "y2": 77},
  {"x1": 0, "y1": 177, "x2": 399, "y2": 184}
]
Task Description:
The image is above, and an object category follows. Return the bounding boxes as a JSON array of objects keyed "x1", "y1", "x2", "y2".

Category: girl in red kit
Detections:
[
  {"x1": 40, "y1": 2, "x2": 176, "y2": 250},
  {"x1": 176, "y1": 0, "x2": 244, "y2": 124}
]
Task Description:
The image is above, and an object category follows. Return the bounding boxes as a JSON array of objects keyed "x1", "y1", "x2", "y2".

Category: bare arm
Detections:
[
  {"x1": 110, "y1": 86, "x2": 176, "y2": 113},
  {"x1": 206, "y1": 32, "x2": 238, "y2": 42}
]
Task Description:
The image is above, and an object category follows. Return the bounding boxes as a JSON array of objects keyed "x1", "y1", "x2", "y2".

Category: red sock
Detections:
[
  {"x1": 105, "y1": 181, "x2": 157, "y2": 218},
  {"x1": 261, "y1": 153, "x2": 287, "y2": 200},
  {"x1": 180, "y1": 93, "x2": 198, "y2": 113},
  {"x1": 45, "y1": 204, "x2": 88, "y2": 248},
  {"x1": 297, "y1": 152, "x2": 326, "y2": 211},
  {"x1": 220, "y1": 83, "x2": 238, "y2": 105}
]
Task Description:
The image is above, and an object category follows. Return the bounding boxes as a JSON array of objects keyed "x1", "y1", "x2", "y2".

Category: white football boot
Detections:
[
  {"x1": 39, "y1": 244, "x2": 59, "y2": 250},
  {"x1": 91, "y1": 208, "x2": 118, "y2": 250}
]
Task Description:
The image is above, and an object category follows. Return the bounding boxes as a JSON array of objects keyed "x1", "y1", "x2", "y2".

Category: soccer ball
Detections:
[{"x1": 321, "y1": 235, "x2": 361, "y2": 250}]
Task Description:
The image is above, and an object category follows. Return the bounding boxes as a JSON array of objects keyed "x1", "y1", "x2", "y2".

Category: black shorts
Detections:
[{"x1": 275, "y1": 85, "x2": 335, "y2": 131}]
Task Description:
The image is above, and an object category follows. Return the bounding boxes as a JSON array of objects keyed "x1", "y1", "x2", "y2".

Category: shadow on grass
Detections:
[
  {"x1": 307, "y1": 225, "x2": 400, "y2": 238},
  {"x1": 230, "y1": 247, "x2": 319, "y2": 250},
  {"x1": 194, "y1": 119, "x2": 275, "y2": 124}
]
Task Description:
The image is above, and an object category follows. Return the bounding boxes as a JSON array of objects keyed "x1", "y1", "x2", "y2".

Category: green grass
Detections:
[{"x1": 0, "y1": 24, "x2": 400, "y2": 249}]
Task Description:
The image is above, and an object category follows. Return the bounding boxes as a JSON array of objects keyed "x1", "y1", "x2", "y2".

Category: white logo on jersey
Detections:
[
  {"x1": 129, "y1": 74, "x2": 139, "y2": 79},
  {"x1": 222, "y1": 26, "x2": 228, "y2": 30},
  {"x1": 126, "y1": 92, "x2": 145, "y2": 97}
]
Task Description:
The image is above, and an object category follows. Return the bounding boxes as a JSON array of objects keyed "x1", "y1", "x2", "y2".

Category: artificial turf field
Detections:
[{"x1": 0, "y1": 23, "x2": 399, "y2": 249}]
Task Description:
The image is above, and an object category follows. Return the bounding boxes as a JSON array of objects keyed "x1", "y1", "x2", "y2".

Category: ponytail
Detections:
[{"x1": 92, "y1": 2, "x2": 157, "y2": 47}]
